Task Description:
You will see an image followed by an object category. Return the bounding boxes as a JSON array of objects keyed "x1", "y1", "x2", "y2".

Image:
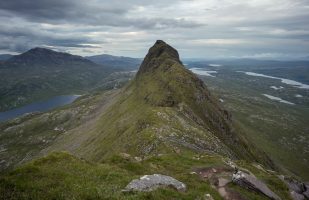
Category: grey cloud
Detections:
[
  {"x1": 0, "y1": 0, "x2": 308, "y2": 59},
  {"x1": 0, "y1": 0, "x2": 204, "y2": 52},
  {"x1": 0, "y1": 0, "x2": 127, "y2": 21},
  {"x1": 0, "y1": 0, "x2": 200, "y2": 29},
  {"x1": 0, "y1": 20, "x2": 101, "y2": 52}
]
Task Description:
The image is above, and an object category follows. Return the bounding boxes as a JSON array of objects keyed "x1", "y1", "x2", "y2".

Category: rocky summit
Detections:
[
  {"x1": 137, "y1": 40, "x2": 181, "y2": 75},
  {"x1": 0, "y1": 41, "x2": 306, "y2": 200}
]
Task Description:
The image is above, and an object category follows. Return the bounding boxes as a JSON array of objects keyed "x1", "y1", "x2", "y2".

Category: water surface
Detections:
[
  {"x1": 262, "y1": 94, "x2": 294, "y2": 105},
  {"x1": 0, "y1": 95, "x2": 80, "y2": 122},
  {"x1": 190, "y1": 68, "x2": 218, "y2": 77},
  {"x1": 238, "y1": 71, "x2": 309, "y2": 89}
]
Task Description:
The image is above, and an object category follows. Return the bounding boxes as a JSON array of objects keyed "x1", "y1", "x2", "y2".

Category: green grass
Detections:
[
  {"x1": 0, "y1": 151, "x2": 294, "y2": 200},
  {"x1": 0, "y1": 151, "x2": 225, "y2": 200}
]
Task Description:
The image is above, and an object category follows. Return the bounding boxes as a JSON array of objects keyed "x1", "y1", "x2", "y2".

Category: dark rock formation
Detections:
[
  {"x1": 286, "y1": 180, "x2": 306, "y2": 194},
  {"x1": 137, "y1": 40, "x2": 181, "y2": 76}
]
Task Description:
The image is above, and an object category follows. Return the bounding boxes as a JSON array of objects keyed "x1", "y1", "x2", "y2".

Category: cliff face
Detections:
[{"x1": 137, "y1": 40, "x2": 181, "y2": 76}]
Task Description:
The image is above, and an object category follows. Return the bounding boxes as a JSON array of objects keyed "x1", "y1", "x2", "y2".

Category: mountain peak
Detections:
[
  {"x1": 137, "y1": 40, "x2": 181, "y2": 76},
  {"x1": 30, "y1": 47, "x2": 51, "y2": 51},
  {"x1": 128, "y1": 41, "x2": 274, "y2": 167},
  {"x1": 26, "y1": 47, "x2": 57, "y2": 54},
  {"x1": 7, "y1": 47, "x2": 93, "y2": 66}
]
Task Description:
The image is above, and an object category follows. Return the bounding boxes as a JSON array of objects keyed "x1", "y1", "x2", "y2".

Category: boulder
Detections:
[
  {"x1": 232, "y1": 171, "x2": 281, "y2": 200},
  {"x1": 123, "y1": 174, "x2": 186, "y2": 192}
]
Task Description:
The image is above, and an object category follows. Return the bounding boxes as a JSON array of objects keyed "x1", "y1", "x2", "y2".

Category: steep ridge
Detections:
[
  {"x1": 41, "y1": 40, "x2": 273, "y2": 168},
  {"x1": 132, "y1": 40, "x2": 273, "y2": 164}
]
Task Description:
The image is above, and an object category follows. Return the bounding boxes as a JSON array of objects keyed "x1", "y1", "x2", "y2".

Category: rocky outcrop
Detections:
[
  {"x1": 232, "y1": 171, "x2": 281, "y2": 200},
  {"x1": 286, "y1": 179, "x2": 306, "y2": 194},
  {"x1": 279, "y1": 176, "x2": 309, "y2": 200},
  {"x1": 123, "y1": 174, "x2": 186, "y2": 192},
  {"x1": 136, "y1": 40, "x2": 181, "y2": 76}
]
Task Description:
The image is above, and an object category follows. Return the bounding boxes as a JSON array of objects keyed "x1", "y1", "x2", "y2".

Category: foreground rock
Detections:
[
  {"x1": 123, "y1": 174, "x2": 186, "y2": 192},
  {"x1": 232, "y1": 171, "x2": 281, "y2": 200}
]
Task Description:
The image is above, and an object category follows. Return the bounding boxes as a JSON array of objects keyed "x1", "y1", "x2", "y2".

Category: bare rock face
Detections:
[
  {"x1": 232, "y1": 171, "x2": 281, "y2": 200},
  {"x1": 136, "y1": 40, "x2": 181, "y2": 76},
  {"x1": 123, "y1": 174, "x2": 186, "y2": 192}
]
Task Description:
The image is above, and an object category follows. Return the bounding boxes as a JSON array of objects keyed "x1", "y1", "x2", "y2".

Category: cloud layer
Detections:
[{"x1": 0, "y1": 0, "x2": 308, "y2": 59}]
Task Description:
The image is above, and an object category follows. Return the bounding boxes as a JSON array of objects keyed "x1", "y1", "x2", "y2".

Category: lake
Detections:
[{"x1": 0, "y1": 95, "x2": 81, "y2": 122}]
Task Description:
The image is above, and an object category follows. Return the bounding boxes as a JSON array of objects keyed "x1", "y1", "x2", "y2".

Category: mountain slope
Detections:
[
  {"x1": 0, "y1": 48, "x2": 116, "y2": 112},
  {"x1": 0, "y1": 41, "x2": 300, "y2": 200},
  {"x1": 40, "y1": 41, "x2": 273, "y2": 168},
  {"x1": 86, "y1": 54, "x2": 141, "y2": 70}
]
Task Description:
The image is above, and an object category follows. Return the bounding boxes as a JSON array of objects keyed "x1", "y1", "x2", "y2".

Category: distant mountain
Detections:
[
  {"x1": 7, "y1": 47, "x2": 94, "y2": 67},
  {"x1": 0, "y1": 48, "x2": 116, "y2": 111},
  {"x1": 0, "y1": 54, "x2": 13, "y2": 61},
  {"x1": 86, "y1": 54, "x2": 141, "y2": 70}
]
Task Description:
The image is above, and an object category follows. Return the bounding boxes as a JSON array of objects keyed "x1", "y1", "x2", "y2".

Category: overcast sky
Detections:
[{"x1": 0, "y1": 0, "x2": 308, "y2": 59}]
